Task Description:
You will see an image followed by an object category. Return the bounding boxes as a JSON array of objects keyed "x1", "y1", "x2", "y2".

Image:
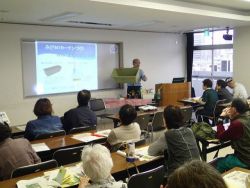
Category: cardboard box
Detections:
[{"x1": 112, "y1": 68, "x2": 140, "y2": 83}]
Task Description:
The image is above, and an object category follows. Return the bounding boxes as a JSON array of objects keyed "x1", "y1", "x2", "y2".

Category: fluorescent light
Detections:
[
  {"x1": 90, "y1": 0, "x2": 250, "y2": 21},
  {"x1": 40, "y1": 12, "x2": 82, "y2": 22}
]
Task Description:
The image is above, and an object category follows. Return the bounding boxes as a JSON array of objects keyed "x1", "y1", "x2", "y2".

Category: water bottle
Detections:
[{"x1": 126, "y1": 142, "x2": 136, "y2": 162}]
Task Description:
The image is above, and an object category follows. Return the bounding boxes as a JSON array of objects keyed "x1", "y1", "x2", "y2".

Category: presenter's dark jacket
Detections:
[
  {"x1": 62, "y1": 106, "x2": 97, "y2": 133},
  {"x1": 24, "y1": 115, "x2": 63, "y2": 141},
  {"x1": 0, "y1": 138, "x2": 41, "y2": 180}
]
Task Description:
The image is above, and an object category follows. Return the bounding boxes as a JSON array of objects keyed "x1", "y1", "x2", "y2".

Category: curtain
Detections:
[{"x1": 186, "y1": 33, "x2": 194, "y2": 82}]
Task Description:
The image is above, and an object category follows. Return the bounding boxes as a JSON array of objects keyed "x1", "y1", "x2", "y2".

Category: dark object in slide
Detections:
[{"x1": 44, "y1": 65, "x2": 62, "y2": 76}]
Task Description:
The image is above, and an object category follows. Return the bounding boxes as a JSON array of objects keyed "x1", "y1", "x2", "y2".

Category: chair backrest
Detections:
[
  {"x1": 11, "y1": 159, "x2": 58, "y2": 178},
  {"x1": 191, "y1": 87, "x2": 196, "y2": 98},
  {"x1": 89, "y1": 98, "x2": 106, "y2": 111},
  {"x1": 53, "y1": 146, "x2": 84, "y2": 166},
  {"x1": 180, "y1": 106, "x2": 193, "y2": 125},
  {"x1": 35, "y1": 130, "x2": 66, "y2": 140},
  {"x1": 134, "y1": 114, "x2": 151, "y2": 130},
  {"x1": 68, "y1": 126, "x2": 95, "y2": 134},
  {"x1": 127, "y1": 165, "x2": 165, "y2": 188},
  {"x1": 213, "y1": 99, "x2": 228, "y2": 118},
  {"x1": 151, "y1": 112, "x2": 165, "y2": 131},
  {"x1": 134, "y1": 138, "x2": 146, "y2": 147}
]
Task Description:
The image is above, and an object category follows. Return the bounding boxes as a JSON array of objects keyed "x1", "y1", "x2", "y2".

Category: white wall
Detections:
[
  {"x1": 0, "y1": 23, "x2": 186, "y2": 126},
  {"x1": 233, "y1": 26, "x2": 250, "y2": 95}
]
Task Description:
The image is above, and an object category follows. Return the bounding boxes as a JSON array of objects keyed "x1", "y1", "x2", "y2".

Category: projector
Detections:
[{"x1": 223, "y1": 34, "x2": 232, "y2": 40}]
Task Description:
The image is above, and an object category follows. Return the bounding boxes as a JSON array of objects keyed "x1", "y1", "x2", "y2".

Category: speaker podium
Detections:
[{"x1": 155, "y1": 82, "x2": 191, "y2": 106}]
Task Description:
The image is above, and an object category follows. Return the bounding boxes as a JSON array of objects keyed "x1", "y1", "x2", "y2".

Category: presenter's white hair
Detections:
[{"x1": 81, "y1": 144, "x2": 113, "y2": 182}]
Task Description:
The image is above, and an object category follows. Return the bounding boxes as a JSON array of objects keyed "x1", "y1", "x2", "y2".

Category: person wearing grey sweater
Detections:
[{"x1": 148, "y1": 105, "x2": 200, "y2": 175}]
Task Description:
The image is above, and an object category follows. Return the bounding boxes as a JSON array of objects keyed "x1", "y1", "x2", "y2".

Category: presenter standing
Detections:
[{"x1": 127, "y1": 58, "x2": 147, "y2": 98}]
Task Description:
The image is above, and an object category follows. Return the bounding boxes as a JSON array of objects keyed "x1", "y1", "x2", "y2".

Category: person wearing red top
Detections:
[{"x1": 216, "y1": 98, "x2": 250, "y2": 173}]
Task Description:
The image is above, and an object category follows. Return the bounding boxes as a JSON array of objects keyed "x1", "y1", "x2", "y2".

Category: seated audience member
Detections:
[
  {"x1": 63, "y1": 90, "x2": 97, "y2": 133},
  {"x1": 78, "y1": 144, "x2": 127, "y2": 188},
  {"x1": 0, "y1": 122, "x2": 41, "y2": 180},
  {"x1": 107, "y1": 104, "x2": 141, "y2": 150},
  {"x1": 216, "y1": 79, "x2": 233, "y2": 102},
  {"x1": 225, "y1": 77, "x2": 248, "y2": 99},
  {"x1": 195, "y1": 79, "x2": 218, "y2": 123},
  {"x1": 24, "y1": 98, "x2": 63, "y2": 141},
  {"x1": 216, "y1": 98, "x2": 250, "y2": 173},
  {"x1": 163, "y1": 160, "x2": 227, "y2": 188},
  {"x1": 148, "y1": 105, "x2": 200, "y2": 176}
]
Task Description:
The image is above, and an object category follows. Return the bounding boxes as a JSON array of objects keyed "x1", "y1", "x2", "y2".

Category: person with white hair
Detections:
[
  {"x1": 78, "y1": 144, "x2": 127, "y2": 188},
  {"x1": 225, "y1": 77, "x2": 248, "y2": 99}
]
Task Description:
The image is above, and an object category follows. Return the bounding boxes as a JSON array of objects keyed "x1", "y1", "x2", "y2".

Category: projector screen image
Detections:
[{"x1": 22, "y1": 40, "x2": 120, "y2": 96}]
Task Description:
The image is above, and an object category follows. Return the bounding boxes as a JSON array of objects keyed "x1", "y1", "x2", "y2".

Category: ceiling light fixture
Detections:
[
  {"x1": 90, "y1": 0, "x2": 250, "y2": 21},
  {"x1": 40, "y1": 12, "x2": 82, "y2": 22}
]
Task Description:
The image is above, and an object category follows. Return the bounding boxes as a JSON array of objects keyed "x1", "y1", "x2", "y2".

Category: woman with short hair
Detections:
[
  {"x1": 166, "y1": 160, "x2": 227, "y2": 188},
  {"x1": 78, "y1": 144, "x2": 127, "y2": 188},
  {"x1": 216, "y1": 79, "x2": 233, "y2": 102},
  {"x1": 0, "y1": 122, "x2": 41, "y2": 180},
  {"x1": 148, "y1": 105, "x2": 200, "y2": 176},
  {"x1": 24, "y1": 98, "x2": 63, "y2": 140},
  {"x1": 107, "y1": 104, "x2": 141, "y2": 150}
]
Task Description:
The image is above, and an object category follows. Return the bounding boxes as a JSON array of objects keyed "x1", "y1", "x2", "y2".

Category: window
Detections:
[{"x1": 192, "y1": 30, "x2": 233, "y2": 96}]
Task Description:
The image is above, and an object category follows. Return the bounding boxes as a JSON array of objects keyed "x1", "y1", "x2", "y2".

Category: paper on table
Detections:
[
  {"x1": 94, "y1": 129, "x2": 111, "y2": 137},
  {"x1": 44, "y1": 164, "x2": 82, "y2": 187},
  {"x1": 32, "y1": 143, "x2": 50, "y2": 152},
  {"x1": 72, "y1": 134, "x2": 104, "y2": 143},
  {"x1": 223, "y1": 170, "x2": 249, "y2": 188},
  {"x1": 16, "y1": 176, "x2": 60, "y2": 188},
  {"x1": 116, "y1": 150, "x2": 126, "y2": 157},
  {"x1": 16, "y1": 125, "x2": 26, "y2": 131},
  {"x1": 138, "y1": 105, "x2": 157, "y2": 112},
  {"x1": 135, "y1": 146, "x2": 158, "y2": 161},
  {"x1": 117, "y1": 146, "x2": 159, "y2": 161}
]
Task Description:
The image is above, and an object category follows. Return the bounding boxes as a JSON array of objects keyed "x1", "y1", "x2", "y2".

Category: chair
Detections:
[
  {"x1": 89, "y1": 98, "x2": 112, "y2": 117},
  {"x1": 134, "y1": 138, "x2": 146, "y2": 147},
  {"x1": 127, "y1": 165, "x2": 164, "y2": 188},
  {"x1": 134, "y1": 114, "x2": 151, "y2": 138},
  {"x1": 89, "y1": 99, "x2": 113, "y2": 127},
  {"x1": 191, "y1": 87, "x2": 196, "y2": 98},
  {"x1": 149, "y1": 112, "x2": 165, "y2": 132},
  {"x1": 52, "y1": 145, "x2": 84, "y2": 166},
  {"x1": 180, "y1": 106, "x2": 193, "y2": 127},
  {"x1": 68, "y1": 126, "x2": 95, "y2": 134},
  {"x1": 147, "y1": 112, "x2": 165, "y2": 142},
  {"x1": 35, "y1": 130, "x2": 66, "y2": 140},
  {"x1": 199, "y1": 99, "x2": 227, "y2": 126},
  {"x1": 11, "y1": 159, "x2": 58, "y2": 178}
]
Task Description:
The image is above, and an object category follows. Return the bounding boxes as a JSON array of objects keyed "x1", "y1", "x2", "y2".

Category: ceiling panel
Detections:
[{"x1": 0, "y1": 0, "x2": 250, "y2": 33}]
